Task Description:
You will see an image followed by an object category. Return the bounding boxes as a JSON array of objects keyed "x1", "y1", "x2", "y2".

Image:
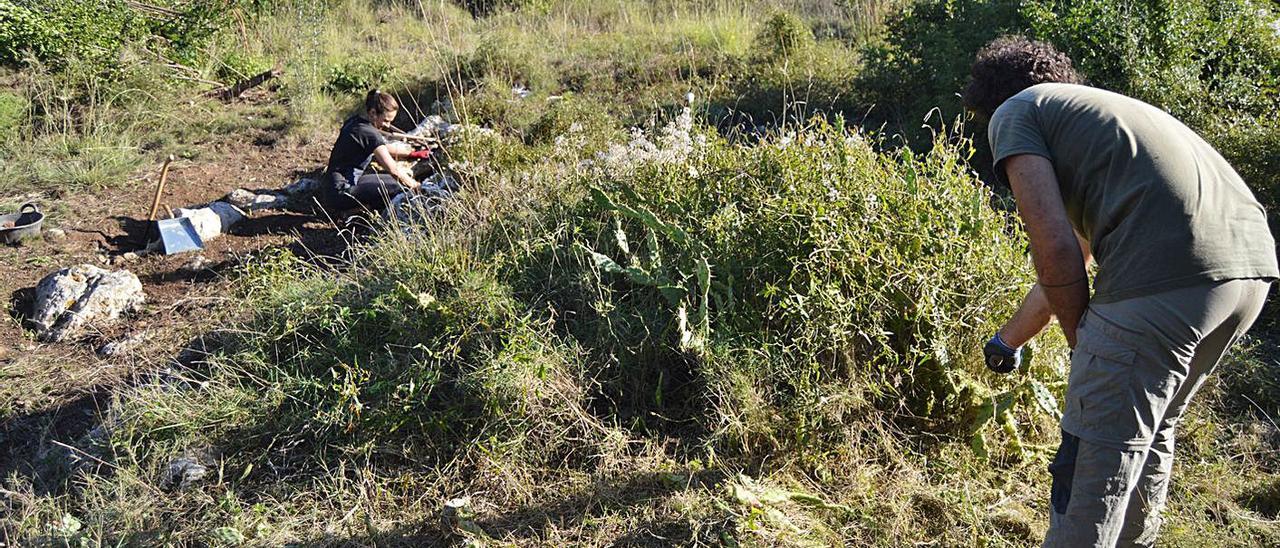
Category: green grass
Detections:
[{"x1": 2, "y1": 0, "x2": 1278, "y2": 546}]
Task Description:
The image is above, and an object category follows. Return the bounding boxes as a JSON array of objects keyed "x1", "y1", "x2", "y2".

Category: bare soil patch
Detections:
[{"x1": 0, "y1": 99, "x2": 346, "y2": 478}]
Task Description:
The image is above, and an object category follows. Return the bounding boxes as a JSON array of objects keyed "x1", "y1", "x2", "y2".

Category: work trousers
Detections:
[
  {"x1": 323, "y1": 171, "x2": 405, "y2": 214},
  {"x1": 1043, "y1": 278, "x2": 1272, "y2": 548}
]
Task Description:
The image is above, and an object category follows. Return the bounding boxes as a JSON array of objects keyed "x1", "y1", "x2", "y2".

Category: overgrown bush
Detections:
[
  {"x1": 753, "y1": 11, "x2": 816, "y2": 59},
  {"x1": 0, "y1": 0, "x2": 251, "y2": 71},
  {"x1": 856, "y1": 0, "x2": 1022, "y2": 139},
  {"x1": 456, "y1": 0, "x2": 550, "y2": 17},
  {"x1": 860, "y1": 0, "x2": 1280, "y2": 203},
  {"x1": 216, "y1": 50, "x2": 273, "y2": 82},
  {"x1": 570, "y1": 114, "x2": 1063, "y2": 460},
  {"x1": 525, "y1": 94, "x2": 621, "y2": 149},
  {"x1": 325, "y1": 56, "x2": 396, "y2": 94},
  {"x1": 462, "y1": 34, "x2": 554, "y2": 91},
  {"x1": 1024, "y1": 0, "x2": 1280, "y2": 125},
  {"x1": 0, "y1": 91, "x2": 26, "y2": 133}
]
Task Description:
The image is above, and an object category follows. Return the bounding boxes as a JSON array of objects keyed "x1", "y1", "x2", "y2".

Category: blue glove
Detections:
[{"x1": 984, "y1": 333, "x2": 1022, "y2": 374}]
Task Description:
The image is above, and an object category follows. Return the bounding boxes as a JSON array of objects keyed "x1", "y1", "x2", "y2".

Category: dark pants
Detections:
[{"x1": 323, "y1": 171, "x2": 405, "y2": 214}]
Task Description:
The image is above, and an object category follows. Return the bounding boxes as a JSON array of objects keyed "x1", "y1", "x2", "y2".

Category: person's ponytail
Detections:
[{"x1": 365, "y1": 88, "x2": 398, "y2": 115}]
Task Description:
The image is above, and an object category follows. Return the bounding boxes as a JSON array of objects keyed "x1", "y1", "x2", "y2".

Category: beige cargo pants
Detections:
[{"x1": 1043, "y1": 278, "x2": 1272, "y2": 548}]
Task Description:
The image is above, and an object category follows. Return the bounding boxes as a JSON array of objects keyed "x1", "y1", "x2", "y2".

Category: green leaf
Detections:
[
  {"x1": 577, "y1": 243, "x2": 661, "y2": 286},
  {"x1": 1027, "y1": 379, "x2": 1062, "y2": 420},
  {"x1": 658, "y1": 284, "x2": 688, "y2": 306},
  {"x1": 696, "y1": 255, "x2": 712, "y2": 334},
  {"x1": 591, "y1": 187, "x2": 692, "y2": 247}
]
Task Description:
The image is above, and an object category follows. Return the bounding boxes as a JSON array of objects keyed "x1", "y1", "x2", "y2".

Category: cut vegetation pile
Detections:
[{"x1": 2, "y1": 0, "x2": 1278, "y2": 545}]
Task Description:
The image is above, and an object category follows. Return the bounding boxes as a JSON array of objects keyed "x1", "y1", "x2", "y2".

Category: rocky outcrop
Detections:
[{"x1": 32, "y1": 265, "x2": 145, "y2": 342}]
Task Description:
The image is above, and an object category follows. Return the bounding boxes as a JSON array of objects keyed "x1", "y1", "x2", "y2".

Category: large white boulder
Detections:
[
  {"x1": 174, "y1": 201, "x2": 246, "y2": 242},
  {"x1": 224, "y1": 188, "x2": 288, "y2": 211},
  {"x1": 32, "y1": 264, "x2": 145, "y2": 342}
]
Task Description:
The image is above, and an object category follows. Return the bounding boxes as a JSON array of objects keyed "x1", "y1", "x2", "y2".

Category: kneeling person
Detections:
[{"x1": 323, "y1": 89, "x2": 428, "y2": 213}]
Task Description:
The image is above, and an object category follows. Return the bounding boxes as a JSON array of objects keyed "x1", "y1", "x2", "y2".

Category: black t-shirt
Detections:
[{"x1": 326, "y1": 115, "x2": 387, "y2": 181}]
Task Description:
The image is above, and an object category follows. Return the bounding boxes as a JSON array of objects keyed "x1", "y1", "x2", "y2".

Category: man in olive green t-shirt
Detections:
[{"x1": 964, "y1": 37, "x2": 1277, "y2": 547}]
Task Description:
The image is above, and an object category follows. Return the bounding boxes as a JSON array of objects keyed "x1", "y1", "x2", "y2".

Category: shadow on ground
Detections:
[{"x1": 294, "y1": 470, "x2": 728, "y2": 547}]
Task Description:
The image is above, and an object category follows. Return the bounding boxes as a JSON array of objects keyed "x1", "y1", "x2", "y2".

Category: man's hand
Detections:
[
  {"x1": 1004, "y1": 154, "x2": 1090, "y2": 347},
  {"x1": 984, "y1": 333, "x2": 1022, "y2": 374}
]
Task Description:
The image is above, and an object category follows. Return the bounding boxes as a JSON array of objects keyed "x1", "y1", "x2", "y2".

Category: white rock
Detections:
[
  {"x1": 225, "y1": 188, "x2": 288, "y2": 211},
  {"x1": 44, "y1": 228, "x2": 67, "y2": 241},
  {"x1": 183, "y1": 255, "x2": 213, "y2": 272},
  {"x1": 97, "y1": 331, "x2": 148, "y2": 357},
  {"x1": 32, "y1": 264, "x2": 145, "y2": 342},
  {"x1": 174, "y1": 201, "x2": 246, "y2": 242}
]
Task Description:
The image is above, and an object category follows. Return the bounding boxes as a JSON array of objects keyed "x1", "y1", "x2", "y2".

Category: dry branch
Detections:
[{"x1": 206, "y1": 67, "x2": 283, "y2": 101}]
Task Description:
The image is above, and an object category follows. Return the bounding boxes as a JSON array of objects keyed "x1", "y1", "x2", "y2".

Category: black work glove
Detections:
[{"x1": 983, "y1": 333, "x2": 1022, "y2": 374}]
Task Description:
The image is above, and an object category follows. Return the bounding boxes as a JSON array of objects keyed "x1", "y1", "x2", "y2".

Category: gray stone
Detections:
[
  {"x1": 183, "y1": 255, "x2": 213, "y2": 272},
  {"x1": 162, "y1": 456, "x2": 208, "y2": 490},
  {"x1": 32, "y1": 264, "x2": 145, "y2": 342},
  {"x1": 97, "y1": 331, "x2": 149, "y2": 357},
  {"x1": 43, "y1": 228, "x2": 67, "y2": 241},
  {"x1": 225, "y1": 188, "x2": 288, "y2": 211}
]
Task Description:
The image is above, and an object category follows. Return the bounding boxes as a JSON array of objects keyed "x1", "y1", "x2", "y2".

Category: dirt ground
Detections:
[{"x1": 0, "y1": 92, "x2": 351, "y2": 483}]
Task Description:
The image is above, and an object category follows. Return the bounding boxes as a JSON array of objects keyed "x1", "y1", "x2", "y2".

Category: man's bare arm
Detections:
[
  {"x1": 997, "y1": 233, "x2": 1093, "y2": 347},
  {"x1": 1004, "y1": 154, "x2": 1090, "y2": 347}
]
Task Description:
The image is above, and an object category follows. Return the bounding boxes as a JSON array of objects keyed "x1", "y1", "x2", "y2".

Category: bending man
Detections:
[{"x1": 967, "y1": 36, "x2": 1277, "y2": 547}]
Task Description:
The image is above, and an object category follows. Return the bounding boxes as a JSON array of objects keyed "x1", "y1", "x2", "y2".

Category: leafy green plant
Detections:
[
  {"x1": 0, "y1": 91, "x2": 27, "y2": 133},
  {"x1": 325, "y1": 57, "x2": 395, "y2": 94},
  {"x1": 216, "y1": 50, "x2": 273, "y2": 83},
  {"x1": 753, "y1": 11, "x2": 816, "y2": 59}
]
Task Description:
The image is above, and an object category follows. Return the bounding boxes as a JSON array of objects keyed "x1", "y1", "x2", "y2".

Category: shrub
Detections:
[
  {"x1": 572, "y1": 117, "x2": 1060, "y2": 459},
  {"x1": 215, "y1": 50, "x2": 273, "y2": 83},
  {"x1": 525, "y1": 94, "x2": 620, "y2": 150},
  {"x1": 1207, "y1": 117, "x2": 1280, "y2": 212},
  {"x1": 325, "y1": 57, "x2": 395, "y2": 94},
  {"x1": 855, "y1": 0, "x2": 1023, "y2": 140},
  {"x1": 0, "y1": 0, "x2": 139, "y2": 68},
  {"x1": 456, "y1": 0, "x2": 550, "y2": 17},
  {"x1": 1023, "y1": 0, "x2": 1280, "y2": 124},
  {"x1": 0, "y1": 91, "x2": 27, "y2": 133},
  {"x1": 862, "y1": 0, "x2": 1280, "y2": 217},
  {"x1": 462, "y1": 34, "x2": 553, "y2": 91},
  {"x1": 753, "y1": 11, "x2": 816, "y2": 59},
  {"x1": 0, "y1": 0, "x2": 251, "y2": 71}
]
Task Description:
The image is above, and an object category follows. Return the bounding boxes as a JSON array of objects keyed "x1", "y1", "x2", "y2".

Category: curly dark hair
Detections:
[{"x1": 962, "y1": 36, "x2": 1083, "y2": 118}]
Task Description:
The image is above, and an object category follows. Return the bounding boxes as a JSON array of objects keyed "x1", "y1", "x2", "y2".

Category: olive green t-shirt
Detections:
[{"x1": 989, "y1": 83, "x2": 1278, "y2": 303}]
